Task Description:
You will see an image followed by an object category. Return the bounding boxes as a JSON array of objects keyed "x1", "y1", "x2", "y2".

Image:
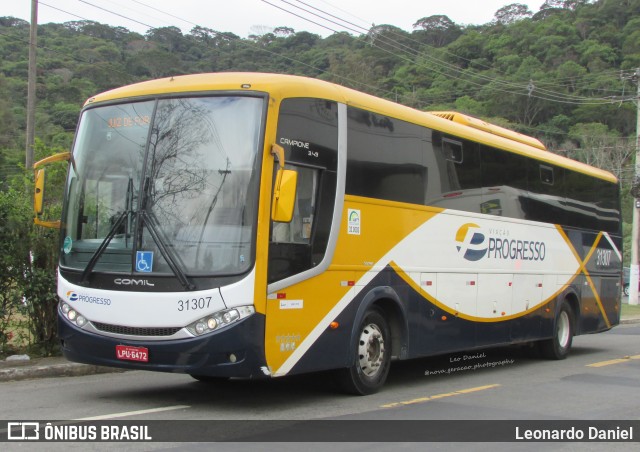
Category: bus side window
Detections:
[
  {"x1": 442, "y1": 138, "x2": 463, "y2": 163},
  {"x1": 269, "y1": 165, "x2": 320, "y2": 283},
  {"x1": 540, "y1": 165, "x2": 554, "y2": 185},
  {"x1": 269, "y1": 98, "x2": 338, "y2": 284}
]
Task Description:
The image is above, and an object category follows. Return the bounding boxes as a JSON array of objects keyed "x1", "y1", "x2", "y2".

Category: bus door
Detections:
[{"x1": 264, "y1": 98, "x2": 340, "y2": 376}]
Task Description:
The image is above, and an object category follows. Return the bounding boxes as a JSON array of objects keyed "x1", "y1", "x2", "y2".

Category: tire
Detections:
[
  {"x1": 539, "y1": 301, "x2": 574, "y2": 360},
  {"x1": 339, "y1": 307, "x2": 391, "y2": 395},
  {"x1": 624, "y1": 284, "x2": 629, "y2": 297}
]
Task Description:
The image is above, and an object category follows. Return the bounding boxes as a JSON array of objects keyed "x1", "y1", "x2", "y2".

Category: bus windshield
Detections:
[{"x1": 61, "y1": 96, "x2": 264, "y2": 277}]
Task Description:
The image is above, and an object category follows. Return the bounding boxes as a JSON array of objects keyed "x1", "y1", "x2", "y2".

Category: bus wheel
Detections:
[
  {"x1": 189, "y1": 374, "x2": 229, "y2": 383},
  {"x1": 539, "y1": 301, "x2": 574, "y2": 360},
  {"x1": 340, "y1": 307, "x2": 391, "y2": 395}
]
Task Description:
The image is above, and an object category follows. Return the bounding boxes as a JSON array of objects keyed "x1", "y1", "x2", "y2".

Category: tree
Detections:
[
  {"x1": 565, "y1": 122, "x2": 632, "y2": 181},
  {"x1": 125, "y1": 49, "x2": 183, "y2": 78},
  {"x1": 145, "y1": 26, "x2": 186, "y2": 53},
  {"x1": 274, "y1": 27, "x2": 295, "y2": 37},
  {"x1": 454, "y1": 95, "x2": 488, "y2": 116},
  {"x1": 0, "y1": 186, "x2": 31, "y2": 355},
  {"x1": 494, "y1": 4, "x2": 533, "y2": 25},
  {"x1": 21, "y1": 141, "x2": 68, "y2": 355},
  {"x1": 412, "y1": 15, "x2": 461, "y2": 47}
]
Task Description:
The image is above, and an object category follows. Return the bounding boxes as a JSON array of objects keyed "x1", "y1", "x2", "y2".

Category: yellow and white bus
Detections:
[{"x1": 35, "y1": 73, "x2": 622, "y2": 394}]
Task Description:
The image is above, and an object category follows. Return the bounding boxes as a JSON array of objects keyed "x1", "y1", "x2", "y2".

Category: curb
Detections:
[{"x1": 0, "y1": 361, "x2": 126, "y2": 383}]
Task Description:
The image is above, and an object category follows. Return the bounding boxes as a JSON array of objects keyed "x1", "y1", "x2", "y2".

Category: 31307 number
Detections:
[{"x1": 177, "y1": 297, "x2": 212, "y2": 311}]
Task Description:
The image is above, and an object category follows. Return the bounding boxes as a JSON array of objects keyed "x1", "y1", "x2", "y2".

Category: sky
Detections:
[{"x1": 4, "y1": 0, "x2": 540, "y2": 37}]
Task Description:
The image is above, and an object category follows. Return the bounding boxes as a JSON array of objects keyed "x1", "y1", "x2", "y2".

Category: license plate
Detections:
[{"x1": 116, "y1": 345, "x2": 149, "y2": 362}]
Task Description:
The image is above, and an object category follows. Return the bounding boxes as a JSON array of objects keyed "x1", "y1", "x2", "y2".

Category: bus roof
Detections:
[{"x1": 86, "y1": 72, "x2": 618, "y2": 184}]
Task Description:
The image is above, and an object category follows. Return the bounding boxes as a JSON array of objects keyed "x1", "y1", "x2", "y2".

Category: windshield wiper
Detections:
[
  {"x1": 80, "y1": 177, "x2": 195, "y2": 291},
  {"x1": 79, "y1": 209, "x2": 129, "y2": 284},
  {"x1": 80, "y1": 177, "x2": 135, "y2": 284},
  {"x1": 137, "y1": 176, "x2": 195, "y2": 291},
  {"x1": 141, "y1": 210, "x2": 195, "y2": 291}
]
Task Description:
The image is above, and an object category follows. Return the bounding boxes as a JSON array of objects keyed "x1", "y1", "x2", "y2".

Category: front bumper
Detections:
[{"x1": 58, "y1": 312, "x2": 268, "y2": 378}]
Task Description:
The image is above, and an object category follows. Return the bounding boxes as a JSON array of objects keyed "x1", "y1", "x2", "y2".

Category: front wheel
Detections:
[
  {"x1": 339, "y1": 307, "x2": 391, "y2": 395},
  {"x1": 539, "y1": 301, "x2": 574, "y2": 360},
  {"x1": 624, "y1": 284, "x2": 629, "y2": 296}
]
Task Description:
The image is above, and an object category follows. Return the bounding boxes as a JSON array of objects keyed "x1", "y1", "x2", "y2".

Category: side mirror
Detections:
[
  {"x1": 33, "y1": 151, "x2": 71, "y2": 228},
  {"x1": 270, "y1": 144, "x2": 297, "y2": 223},
  {"x1": 271, "y1": 169, "x2": 298, "y2": 223},
  {"x1": 34, "y1": 168, "x2": 45, "y2": 215}
]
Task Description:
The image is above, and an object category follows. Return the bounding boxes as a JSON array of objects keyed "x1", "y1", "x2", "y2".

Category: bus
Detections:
[{"x1": 34, "y1": 72, "x2": 622, "y2": 395}]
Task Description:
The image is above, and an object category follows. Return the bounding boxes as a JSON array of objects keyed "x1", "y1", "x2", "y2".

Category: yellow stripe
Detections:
[
  {"x1": 587, "y1": 354, "x2": 640, "y2": 368},
  {"x1": 555, "y1": 225, "x2": 582, "y2": 265},
  {"x1": 554, "y1": 227, "x2": 612, "y2": 328},
  {"x1": 380, "y1": 384, "x2": 500, "y2": 408},
  {"x1": 455, "y1": 384, "x2": 501, "y2": 394},
  {"x1": 582, "y1": 234, "x2": 611, "y2": 329}
]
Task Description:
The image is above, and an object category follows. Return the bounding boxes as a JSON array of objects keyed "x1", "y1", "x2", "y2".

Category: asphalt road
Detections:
[{"x1": 1, "y1": 323, "x2": 639, "y2": 450}]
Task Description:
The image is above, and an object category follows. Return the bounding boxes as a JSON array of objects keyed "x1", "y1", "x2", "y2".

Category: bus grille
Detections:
[{"x1": 93, "y1": 322, "x2": 181, "y2": 337}]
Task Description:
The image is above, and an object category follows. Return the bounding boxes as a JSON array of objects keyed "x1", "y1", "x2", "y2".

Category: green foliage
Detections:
[
  {"x1": 0, "y1": 140, "x2": 65, "y2": 357},
  {"x1": 0, "y1": 185, "x2": 31, "y2": 355}
]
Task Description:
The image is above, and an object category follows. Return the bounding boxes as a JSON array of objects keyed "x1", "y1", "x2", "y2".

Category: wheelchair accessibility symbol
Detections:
[{"x1": 136, "y1": 251, "x2": 153, "y2": 273}]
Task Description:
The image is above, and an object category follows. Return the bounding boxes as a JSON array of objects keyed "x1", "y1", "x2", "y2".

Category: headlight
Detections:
[
  {"x1": 186, "y1": 305, "x2": 255, "y2": 337},
  {"x1": 59, "y1": 301, "x2": 88, "y2": 329}
]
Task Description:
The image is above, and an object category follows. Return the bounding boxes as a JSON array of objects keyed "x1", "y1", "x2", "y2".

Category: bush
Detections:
[
  {"x1": 1, "y1": 141, "x2": 66, "y2": 357},
  {"x1": 0, "y1": 186, "x2": 31, "y2": 356}
]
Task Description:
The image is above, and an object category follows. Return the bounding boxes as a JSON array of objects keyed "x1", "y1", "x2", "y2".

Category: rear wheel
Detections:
[
  {"x1": 339, "y1": 307, "x2": 391, "y2": 395},
  {"x1": 624, "y1": 284, "x2": 629, "y2": 296},
  {"x1": 539, "y1": 301, "x2": 574, "y2": 360}
]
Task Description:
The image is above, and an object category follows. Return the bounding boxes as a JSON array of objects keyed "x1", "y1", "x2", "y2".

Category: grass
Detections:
[{"x1": 621, "y1": 302, "x2": 640, "y2": 318}]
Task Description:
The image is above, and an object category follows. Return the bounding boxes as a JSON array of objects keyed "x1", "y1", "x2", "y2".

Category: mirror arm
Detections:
[
  {"x1": 33, "y1": 151, "x2": 71, "y2": 169},
  {"x1": 271, "y1": 144, "x2": 285, "y2": 204},
  {"x1": 271, "y1": 144, "x2": 285, "y2": 169},
  {"x1": 32, "y1": 151, "x2": 71, "y2": 229}
]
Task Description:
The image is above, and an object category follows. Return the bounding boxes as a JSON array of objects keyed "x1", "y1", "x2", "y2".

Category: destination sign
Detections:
[{"x1": 107, "y1": 115, "x2": 150, "y2": 129}]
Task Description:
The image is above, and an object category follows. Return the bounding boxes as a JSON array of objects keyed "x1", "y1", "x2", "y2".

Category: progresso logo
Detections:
[
  {"x1": 455, "y1": 223, "x2": 547, "y2": 262},
  {"x1": 66, "y1": 290, "x2": 111, "y2": 306},
  {"x1": 455, "y1": 223, "x2": 488, "y2": 261}
]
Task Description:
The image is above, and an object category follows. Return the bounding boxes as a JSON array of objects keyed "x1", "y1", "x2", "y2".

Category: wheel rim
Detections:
[
  {"x1": 557, "y1": 310, "x2": 570, "y2": 349},
  {"x1": 358, "y1": 323, "x2": 385, "y2": 377}
]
